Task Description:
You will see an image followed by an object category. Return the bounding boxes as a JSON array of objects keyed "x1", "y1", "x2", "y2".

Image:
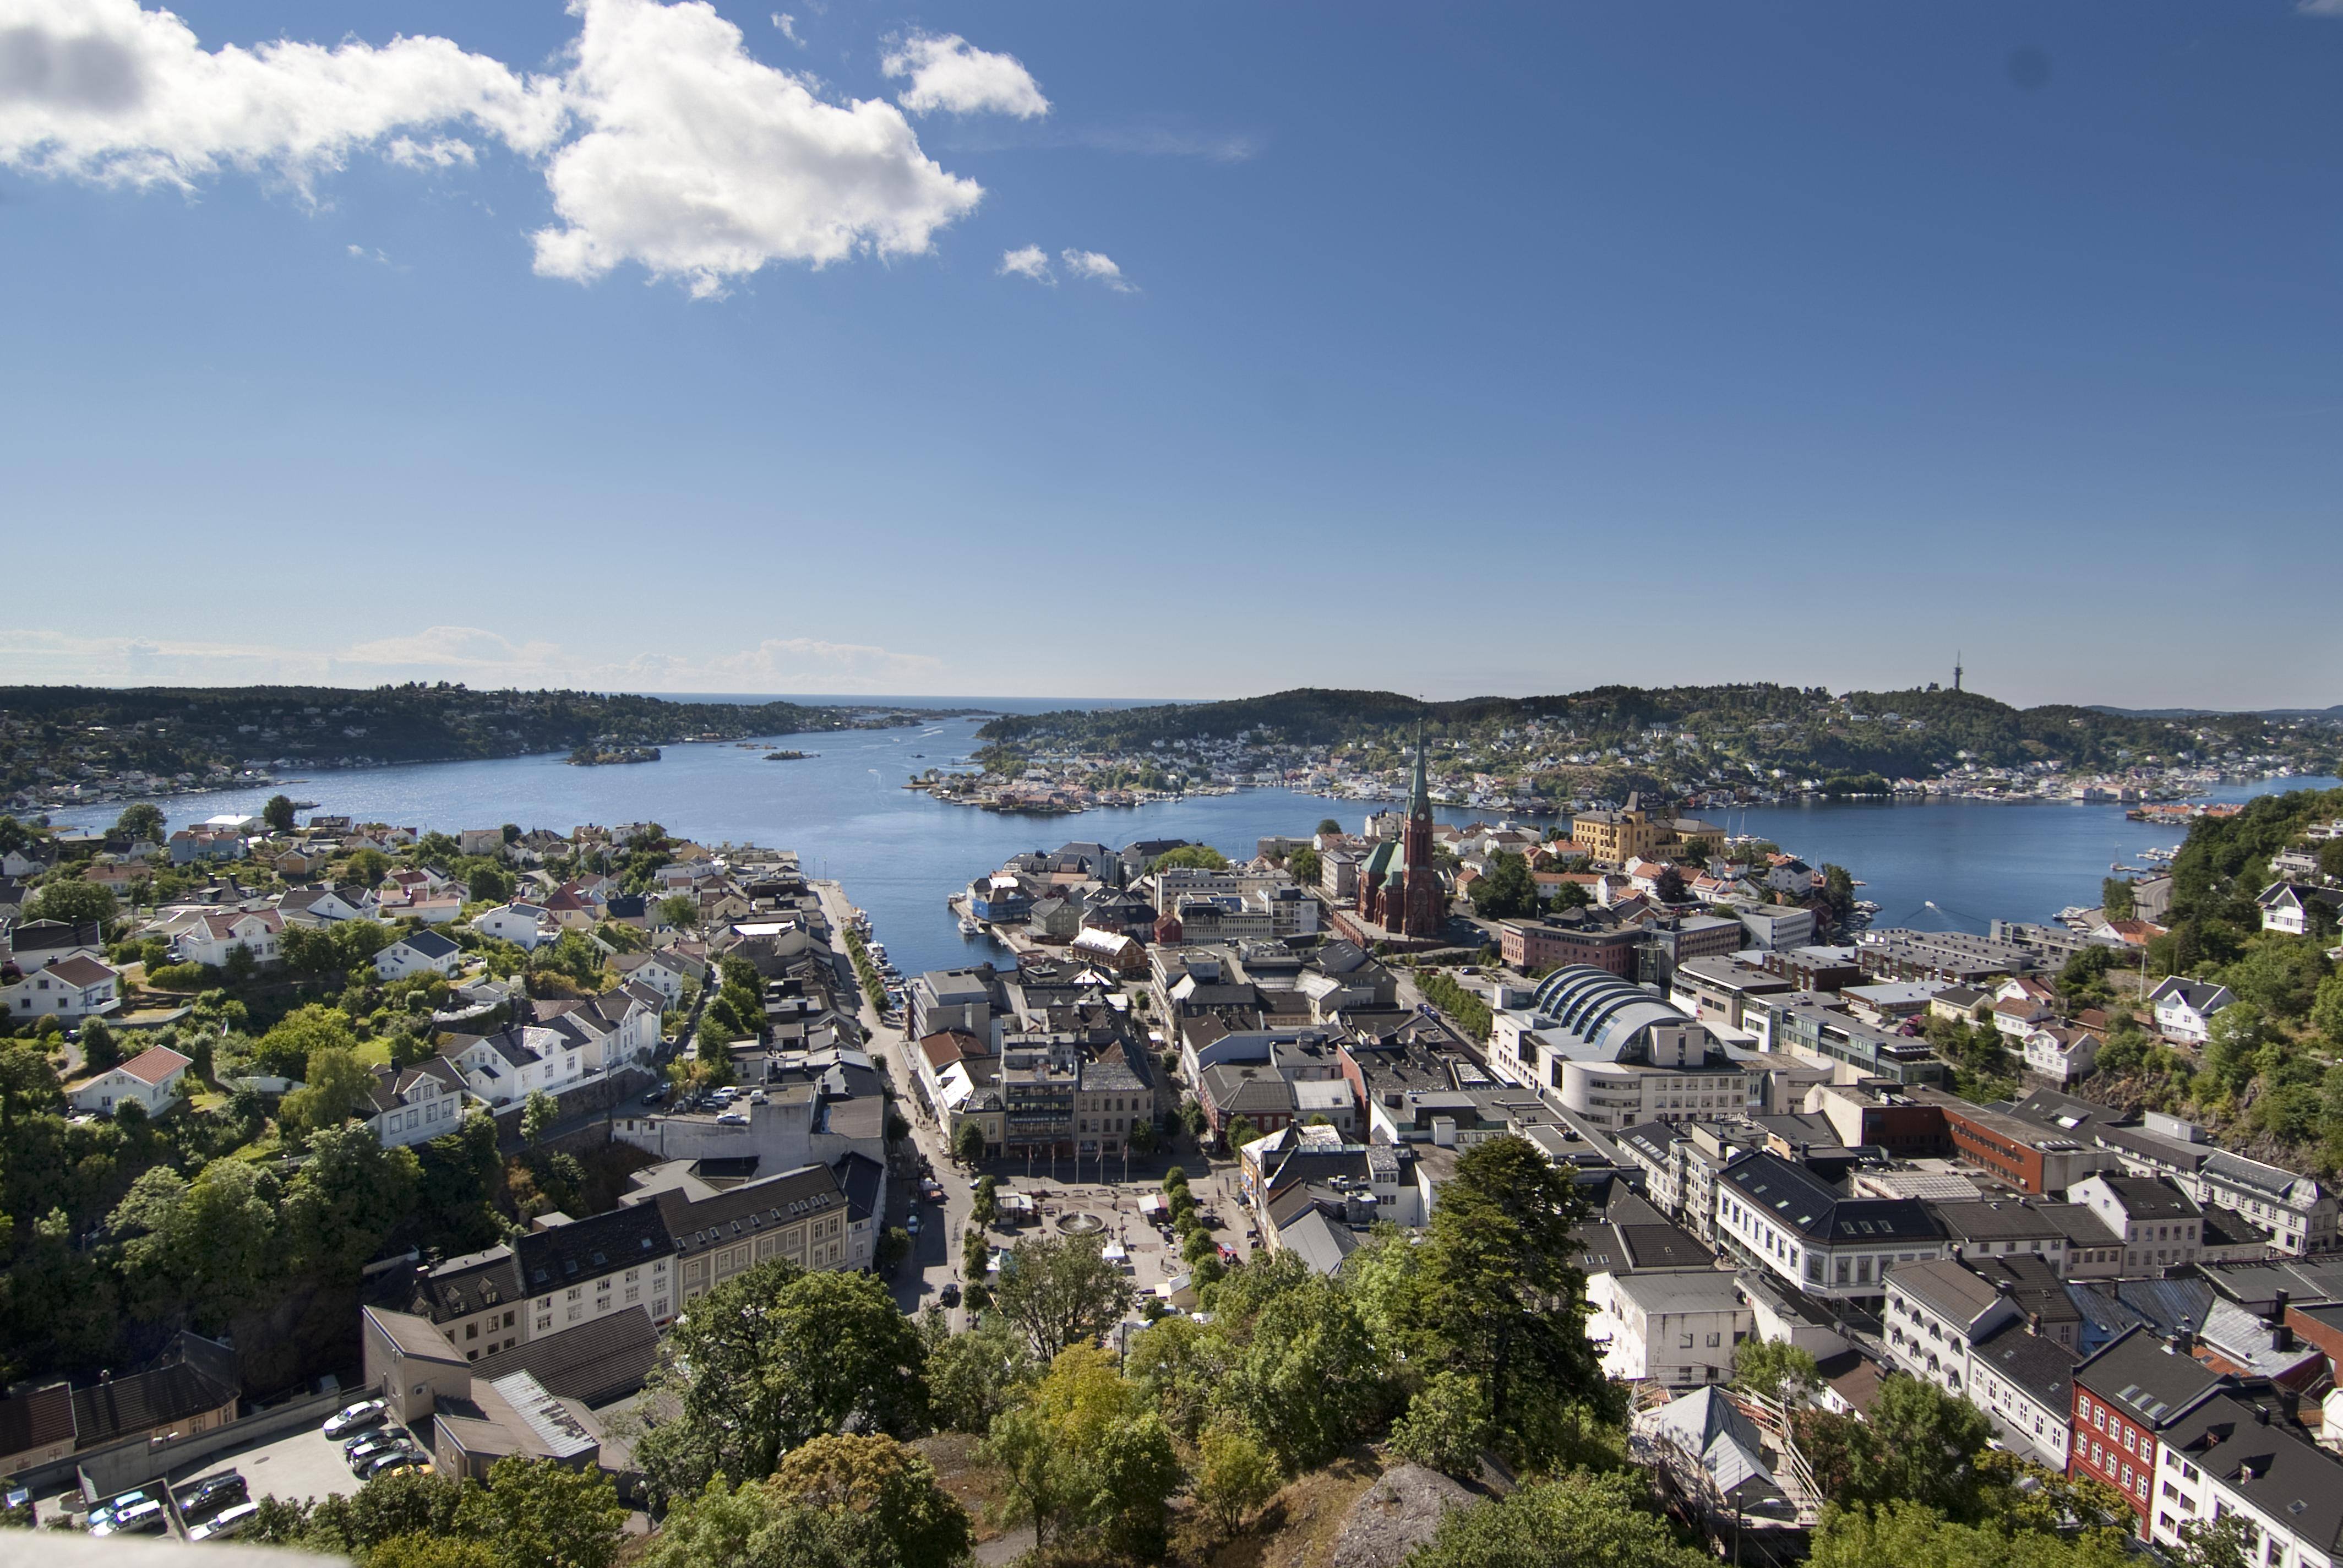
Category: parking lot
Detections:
[{"x1": 39, "y1": 1411, "x2": 402, "y2": 1536}]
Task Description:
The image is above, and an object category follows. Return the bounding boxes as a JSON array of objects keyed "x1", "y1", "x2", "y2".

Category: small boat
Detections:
[{"x1": 958, "y1": 916, "x2": 980, "y2": 936}]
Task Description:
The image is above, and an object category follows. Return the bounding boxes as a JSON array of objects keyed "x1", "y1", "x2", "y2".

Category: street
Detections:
[{"x1": 810, "y1": 879, "x2": 1259, "y2": 1329}]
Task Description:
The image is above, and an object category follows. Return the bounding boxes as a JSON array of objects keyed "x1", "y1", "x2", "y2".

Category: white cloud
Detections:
[
  {"x1": 1060, "y1": 248, "x2": 1134, "y2": 292},
  {"x1": 771, "y1": 12, "x2": 805, "y2": 46},
  {"x1": 0, "y1": 0, "x2": 564, "y2": 194},
  {"x1": 0, "y1": 0, "x2": 988, "y2": 296},
  {"x1": 881, "y1": 32, "x2": 1048, "y2": 119},
  {"x1": 385, "y1": 135, "x2": 477, "y2": 170},
  {"x1": 527, "y1": 0, "x2": 984, "y2": 297},
  {"x1": 2301, "y1": 0, "x2": 2343, "y2": 14},
  {"x1": 0, "y1": 625, "x2": 942, "y2": 693},
  {"x1": 998, "y1": 244, "x2": 1053, "y2": 284}
]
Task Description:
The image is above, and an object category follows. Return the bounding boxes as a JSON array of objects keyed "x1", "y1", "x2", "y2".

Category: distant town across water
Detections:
[{"x1": 41, "y1": 711, "x2": 2340, "y2": 985}]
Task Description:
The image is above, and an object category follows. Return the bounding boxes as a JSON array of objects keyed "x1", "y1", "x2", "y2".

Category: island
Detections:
[
  {"x1": 762, "y1": 749, "x2": 815, "y2": 761},
  {"x1": 566, "y1": 743, "x2": 660, "y2": 766}
]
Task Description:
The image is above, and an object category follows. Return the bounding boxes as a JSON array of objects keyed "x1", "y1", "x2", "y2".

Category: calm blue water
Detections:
[{"x1": 42, "y1": 720, "x2": 2338, "y2": 982}]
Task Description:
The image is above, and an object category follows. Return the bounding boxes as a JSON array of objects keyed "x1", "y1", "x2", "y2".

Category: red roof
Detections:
[{"x1": 116, "y1": 1046, "x2": 193, "y2": 1085}]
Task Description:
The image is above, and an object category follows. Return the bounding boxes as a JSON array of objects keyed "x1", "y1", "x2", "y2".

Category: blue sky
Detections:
[{"x1": 3, "y1": 0, "x2": 2340, "y2": 709}]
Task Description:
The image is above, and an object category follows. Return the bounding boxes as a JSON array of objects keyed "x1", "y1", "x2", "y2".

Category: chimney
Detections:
[
  {"x1": 2255, "y1": 1404, "x2": 2271, "y2": 1427},
  {"x1": 2278, "y1": 1389, "x2": 2302, "y2": 1427}
]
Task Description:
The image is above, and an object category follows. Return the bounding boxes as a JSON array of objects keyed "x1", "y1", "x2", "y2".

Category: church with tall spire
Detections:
[{"x1": 1355, "y1": 724, "x2": 1445, "y2": 939}]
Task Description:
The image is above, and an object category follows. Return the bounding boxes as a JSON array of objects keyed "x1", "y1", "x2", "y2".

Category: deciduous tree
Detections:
[{"x1": 991, "y1": 1233, "x2": 1133, "y2": 1362}]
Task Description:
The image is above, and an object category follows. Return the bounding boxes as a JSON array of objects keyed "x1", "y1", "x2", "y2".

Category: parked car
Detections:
[
  {"x1": 189, "y1": 1501, "x2": 261, "y2": 1543},
  {"x1": 905, "y1": 1213, "x2": 921, "y2": 1234},
  {"x1": 344, "y1": 1425, "x2": 407, "y2": 1458},
  {"x1": 716, "y1": 1111, "x2": 749, "y2": 1126},
  {"x1": 179, "y1": 1473, "x2": 248, "y2": 1520},
  {"x1": 360, "y1": 1446, "x2": 426, "y2": 1479},
  {"x1": 91, "y1": 1500, "x2": 168, "y2": 1537},
  {"x1": 640, "y1": 1085, "x2": 667, "y2": 1106},
  {"x1": 324, "y1": 1398, "x2": 388, "y2": 1438},
  {"x1": 939, "y1": 1282, "x2": 961, "y2": 1308},
  {"x1": 346, "y1": 1434, "x2": 406, "y2": 1471},
  {"x1": 87, "y1": 1490, "x2": 151, "y2": 1531}
]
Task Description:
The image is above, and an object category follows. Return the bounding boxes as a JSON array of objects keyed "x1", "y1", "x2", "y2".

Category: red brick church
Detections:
[{"x1": 1357, "y1": 727, "x2": 1445, "y2": 938}]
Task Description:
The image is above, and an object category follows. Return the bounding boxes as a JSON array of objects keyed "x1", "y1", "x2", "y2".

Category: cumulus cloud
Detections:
[
  {"x1": 0, "y1": 0, "x2": 563, "y2": 193},
  {"x1": 881, "y1": 32, "x2": 1048, "y2": 118},
  {"x1": 0, "y1": 625, "x2": 942, "y2": 693},
  {"x1": 998, "y1": 244, "x2": 1053, "y2": 283},
  {"x1": 771, "y1": 13, "x2": 805, "y2": 46},
  {"x1": 1060, "y1": 248, "x2": 1134, "y2": 292},
  {"x1": 0, "y1": 0, "x2": 989, "y2": 295},
  {"x1": 532, "y1": 0, "x2": 981, "y2": 297}
]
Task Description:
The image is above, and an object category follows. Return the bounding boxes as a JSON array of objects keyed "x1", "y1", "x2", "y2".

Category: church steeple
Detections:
[{"x1": 1407, "y1": 721, "x2": 1431, "y2": 819}]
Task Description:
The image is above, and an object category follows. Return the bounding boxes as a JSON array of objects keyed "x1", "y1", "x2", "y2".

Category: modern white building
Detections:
[
  {"x1": 1715, "y1": 1149, "x2": 1949, "y2": 1303},
  {"x1": 2069, "y1": 1173, "x2": 2204, "y2": 1272},
  {"x1": 1588, "y1": 1270, "x2": 1752, "y2": 1389},
  {"x1": 1491, "y1": 966, "x2": 1764, "y2": 1132}
]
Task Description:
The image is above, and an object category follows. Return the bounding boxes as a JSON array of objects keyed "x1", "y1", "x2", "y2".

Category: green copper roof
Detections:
[{"x1": 1407, "y1": 722, "x2": 1430, "y2": 818}]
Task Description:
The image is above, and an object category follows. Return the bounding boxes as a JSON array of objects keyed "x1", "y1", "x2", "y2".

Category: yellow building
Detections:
[{"x1": 1571, "y1": 793, "x2": 1672, "y2": 867}]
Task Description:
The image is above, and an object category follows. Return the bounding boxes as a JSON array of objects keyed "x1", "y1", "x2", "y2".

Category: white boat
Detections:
[{"x1": 958, "y1": 916, "x2": 981, "y2": 936}]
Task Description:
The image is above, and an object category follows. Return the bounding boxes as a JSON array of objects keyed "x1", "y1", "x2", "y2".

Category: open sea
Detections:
[{"x1": 41, "y1": 714, "x2": 2339, "y2": 983}]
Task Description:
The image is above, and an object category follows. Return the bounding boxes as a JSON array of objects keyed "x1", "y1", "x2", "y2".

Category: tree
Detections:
[
  {"x1": 1811, "y1": 1500, "x2": 2131, "y2": 1568},
  {"x1": 877, "y1": 1226, "x2": 911, "y2": 1271},
  {"x1": 1128, "y1": 1117, "x2": 1158, "y2": 1155},
  {"x1": 982, "y1": 1346, "x2": 1179, "y2": 1555},
  {"x1": 1652, "y1": 865, "x2": 1688, "y2": 905},
  {"x1": 951, "y1": 1118, "x2": 988, "y2": 1164},
  {"x1": 972, "y1": 1175, "x2": 1000, "y2": 1228},
  {"x1": 1151, "y1": 845, "x2": 1229, "y2": 873},
  {"x1": 2101, "y1": 877, "x2": 2136, "y2": 921},
  {"x1": 658, "y1": 894, "x2": 699, "y2": 930},
  {"x1": 634, "y1": 1261, "x2": 929, "y2": 1502},
  {"x1": 1224, "y1": 1114, "x2": 1260, "y2": 1150},
  {"x1": 1468, "y1": 852, "x2": 1541, "y2": 921},
  {"x1": 254, "y1": 1003, "x2": 361, "y2": 1079},
  {"x1": 346, "y1": 847, "x2": 391, "y2": 887},
  {"x1": 115, "y1": 803, "x2": 166, "y2": 843},
  {"x1": 1404, "y1": 1134, "x2": 1613, "y2": 1464},
  {"x1": 925, "y1": 1315, "x2": 1032, "y2": 1433},
  {"x1": 110, "y1": 1160, "x2": 281, "y2": 1327},
  {"x1": 1389, "y1": 1369, "x2": 1486, "y2": 1475},
  {"x1": 1289, "y1": 844, "x2": 1323, "y2": 885},
  {"x1": 991, "y1": 1233, "x2": 1134, "y2": 1362},
  {"x1": 27, "y1": 879, "x2": 116, "y2": 929},
  {"x1": 1194, "y1": 1423, "x2": 1282, "y2": 1536},
  {"x1": 1317, "y1": 818, "x2": 1343, "y2": 836},
  {"x1": 1832, "y1": 1374, "x2": 1999, "y2": 1522},
  {"x1": 521, "y1": 1089, "x2": 558, "y2": 1149},
  {"x1": 767, "y1": 1434, "x2": 972, "y2": 1568},
  {"x1": 78, "y1": 1018, "x2": 121, "y2": 1074},
  {"x1": 963, "y1": 1226, "x2": 991, "y2": 1284},
  {"x1": 368, "y1": 1540, "x2": 498, "y2": 1568},
  {"x1": 1406, "y1": 1468, "x2": 1712, "y2": 1568},
  {"x1": 285, "y1": 1121, "x2": 421, "y2": 1278},
  {"x1": 468, "y1": 864, "x2": 516, "y2": 905},
  {"x1": 263, "y1": 794, "x2": 297, "y2": 832},
  {"x1": 1732, "y1": 1337, "x2": 1821, "y2": 1406},
  {"x1": 280, "y1": 1044, "x2": 377, "y2": 1135},
  {"x1": 463, "y1": 1456, "x2": 625, "y2": 1568}
]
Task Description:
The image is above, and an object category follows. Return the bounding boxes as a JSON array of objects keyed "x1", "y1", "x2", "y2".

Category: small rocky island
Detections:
[
  {"x1": 764, "y1": 749, "x2": 815, "y2": 761},
  {"x1": 567, "y1": 743, "x2": 661, "y2": 766}
]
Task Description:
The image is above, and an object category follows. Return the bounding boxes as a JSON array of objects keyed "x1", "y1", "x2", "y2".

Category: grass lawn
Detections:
[{"x1": 353, "y1": 1037, "x2": 395, "y2": 1068}]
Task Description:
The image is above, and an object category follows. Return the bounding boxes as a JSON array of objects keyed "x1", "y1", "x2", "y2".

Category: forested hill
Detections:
[
  {"x1": 0, "y1": 684, "x2": 901, "y2": 788},
  {"x1": 976, "y1": 684, "x2": 2341, "y2": 778}
]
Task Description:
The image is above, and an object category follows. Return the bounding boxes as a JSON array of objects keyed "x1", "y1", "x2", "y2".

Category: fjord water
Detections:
[{"x1": 47, "y1": 716, "x2": 2339, "y2": 983}]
